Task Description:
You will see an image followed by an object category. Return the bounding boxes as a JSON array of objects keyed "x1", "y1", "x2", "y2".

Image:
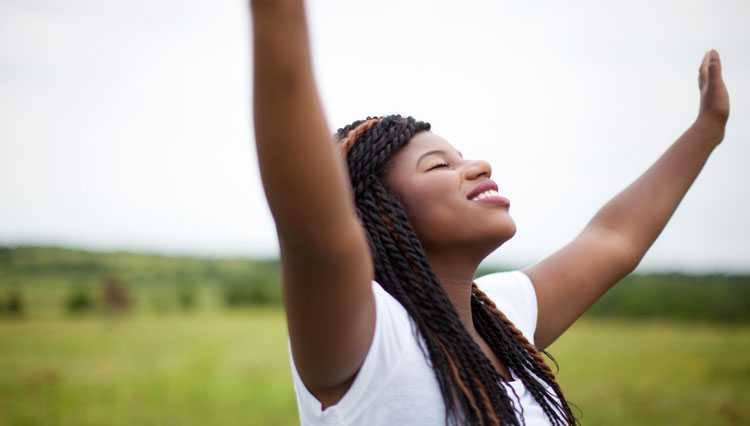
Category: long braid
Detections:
[
  {"x1": 337, "y1": 115, "x2": 576, "y2": 425},
  {"x1": 473, "y1": 285, "x2": 559, "y2": 385},
  {"x1": 472, "y1": 285, "x2": 577, "y2": 425}
]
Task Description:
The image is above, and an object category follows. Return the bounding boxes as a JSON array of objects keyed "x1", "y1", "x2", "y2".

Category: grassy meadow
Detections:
[
  {"x1": 2, "y1": 312, "x2": 748, "y2": 425},
  {"x1": 1, "y1": 247, "x2": 749, "y2": 425},
  {"x1": 0, "y1": 310, "x2": 296, "y2": 426}
]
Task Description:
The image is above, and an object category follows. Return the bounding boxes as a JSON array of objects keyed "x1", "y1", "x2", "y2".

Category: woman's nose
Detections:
[{"x1": 463, "y1": 159, "x2": 492, "y2": 180}]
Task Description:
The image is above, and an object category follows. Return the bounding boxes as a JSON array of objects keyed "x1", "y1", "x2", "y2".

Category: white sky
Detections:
[{"x1": 1, "y1": 0, "x2": 749, "y2": 272}]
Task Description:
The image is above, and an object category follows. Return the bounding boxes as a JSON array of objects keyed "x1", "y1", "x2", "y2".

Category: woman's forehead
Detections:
[{"x1": 398, "y1": 132, "x2": 460, "y2": 161}]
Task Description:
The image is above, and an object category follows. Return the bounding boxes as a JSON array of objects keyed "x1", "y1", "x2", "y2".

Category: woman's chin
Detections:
[
  {"x1": 491, "y1": 226, "x2": 516, "y2": 249},
  {"x1": 506, "y1": 221, "x2": 518, "y2": 241},
  {"x1": 469, "y1": 221, "x2": 517, "y2": 257},
  {"x1": 493, "y1": 217, "x2": 517, "y2": 245},
  {"x1": 417, "y1": 215, "x2": 517, "y2": 255}
]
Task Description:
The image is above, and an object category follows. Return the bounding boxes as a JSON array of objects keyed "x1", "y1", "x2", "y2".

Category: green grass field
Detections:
[
  {"x1": 1, "y1": 311, "x2": 748, "y2": 426},
  {"x1": 549, "y1": 320, "x2": 750, "y2": 425}
]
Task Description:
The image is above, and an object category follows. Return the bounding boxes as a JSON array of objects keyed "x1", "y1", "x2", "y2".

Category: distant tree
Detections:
[{"x1": 101, "y1": 277, "x2": 131, "y2": 312}]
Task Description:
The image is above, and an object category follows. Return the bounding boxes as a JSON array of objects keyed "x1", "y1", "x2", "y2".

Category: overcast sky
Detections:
[{"x1": 1, "y1": 0, "x2": 748, "y2": 272}]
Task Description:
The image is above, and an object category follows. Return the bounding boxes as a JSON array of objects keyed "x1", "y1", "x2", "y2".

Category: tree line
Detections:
[{"x1": 1, "y1": 246, "x2": 748, "y2": 322}]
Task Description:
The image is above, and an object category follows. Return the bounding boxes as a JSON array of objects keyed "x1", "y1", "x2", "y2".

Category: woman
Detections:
[{"x1": 250, "y1": 1, "x2": 730, "y2": 425}]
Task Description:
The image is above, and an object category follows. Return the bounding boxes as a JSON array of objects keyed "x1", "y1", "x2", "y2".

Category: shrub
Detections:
[
  {"x1": 66, "y1": 286, "x2": 95, "y2": 314},
  {"x1": 3, "y1": 290, "x2": 24, "y2": 317},
  {"x1": 177, "y1": 284, "x2": 197, "y2": 310}
]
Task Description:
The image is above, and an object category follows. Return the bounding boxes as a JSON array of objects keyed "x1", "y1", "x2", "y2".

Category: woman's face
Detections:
[{"x1": 383, "y1": 131, "x2": 516, "y2": 257}]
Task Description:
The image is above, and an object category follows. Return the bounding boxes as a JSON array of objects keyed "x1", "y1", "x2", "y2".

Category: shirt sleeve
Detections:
[
  {"x1": 288, "y1": 280, "x2": 412, "y2": 424},
  {"x1": 474, "y1": 271, "x2": 539, "y2": 345}
]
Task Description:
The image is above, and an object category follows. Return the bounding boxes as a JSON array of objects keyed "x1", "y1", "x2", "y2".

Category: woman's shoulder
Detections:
[
  {"x1": 290, "y1": 280, "x2": 443, "y2": 425},
  {"x1": 370, "y1": 280, "x2": 410, "y2": 325},
  {"x1": 474, "y1": 271, "x2": 538, "y2": 344}
]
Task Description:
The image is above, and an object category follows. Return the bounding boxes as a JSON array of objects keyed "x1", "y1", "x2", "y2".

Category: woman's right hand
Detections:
[{"x1": 696, "y1": 49, "x2": 729, "y2": 143}]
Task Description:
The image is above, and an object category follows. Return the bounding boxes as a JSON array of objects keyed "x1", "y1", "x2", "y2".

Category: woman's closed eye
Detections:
[{"x1": 427, "y1": 161, "x2": 450, "y2": 171}]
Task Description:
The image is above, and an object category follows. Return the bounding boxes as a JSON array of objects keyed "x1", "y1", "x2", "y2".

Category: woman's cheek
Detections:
[{"x1": 409, "y1": 199, "x2": 463, "y2": 243}]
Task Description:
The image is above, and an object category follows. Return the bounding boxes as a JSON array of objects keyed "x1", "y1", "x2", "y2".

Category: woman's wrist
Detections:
[
  {"x1": 251, "y1": 0, "x2": 304, "y2": 15},
  {"x1": 690, "y1": 114, "x2": 726, "y2": 147}
]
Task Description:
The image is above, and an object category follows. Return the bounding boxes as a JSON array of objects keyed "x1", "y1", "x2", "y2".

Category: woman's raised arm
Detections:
[
  {"x1": 251, "y1": 0, "x2": 374, "y2": 404},
  {"x1": 525, "y1": 50, "x2": 730, "y2": 349}
]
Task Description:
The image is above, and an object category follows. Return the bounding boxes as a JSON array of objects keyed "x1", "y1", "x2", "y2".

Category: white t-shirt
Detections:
[{"x1": 289, "y1": 271, "x2": 561, "y2": 426}]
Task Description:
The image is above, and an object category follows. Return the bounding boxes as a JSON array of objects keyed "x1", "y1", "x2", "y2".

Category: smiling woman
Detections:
[
  {"x1": 325, "y1": 116, "x2": 573, "y2": 425},
  {"x1": 249, "y1": 0, "x2": 729, "y2": 425}
]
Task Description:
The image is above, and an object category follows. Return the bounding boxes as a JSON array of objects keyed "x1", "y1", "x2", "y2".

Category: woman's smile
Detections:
[{"x1": 466, "y1": 179, "x2": 511, "y2": 206}]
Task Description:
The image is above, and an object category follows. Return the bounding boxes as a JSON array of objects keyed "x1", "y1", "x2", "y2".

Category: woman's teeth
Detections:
[{"x1": 472, "y1": 190, "x2": 500, "y2": 201}]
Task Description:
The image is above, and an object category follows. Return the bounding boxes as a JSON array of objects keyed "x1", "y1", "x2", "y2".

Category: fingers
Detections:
[
  {"x1": 708, "y1": 49, "x2": 723, "y2": 84},
  {"x1": 698, "y1": 49, "x2": 722, "y2": 90}
]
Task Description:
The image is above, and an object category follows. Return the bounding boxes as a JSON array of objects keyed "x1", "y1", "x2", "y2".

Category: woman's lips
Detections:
[
  {"x1": 467, "y1": 180, "x2": 510, "y2": 207},
  {"x1": 474, "y1": 195, "x2": 511, "y2": 207},
  {"x1": 466, "y1": 179, "x2": 499, "y2": 201}
]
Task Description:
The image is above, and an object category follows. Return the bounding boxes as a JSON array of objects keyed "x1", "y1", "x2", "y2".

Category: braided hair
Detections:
[{"x1": 336, "y1": 114, "x2": 577, "y2": 426}]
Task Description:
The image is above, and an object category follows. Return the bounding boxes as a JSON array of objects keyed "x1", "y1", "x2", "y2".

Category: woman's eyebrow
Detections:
[{"x1": 416, "y1": 150, "x2": 446, "y2": 167}]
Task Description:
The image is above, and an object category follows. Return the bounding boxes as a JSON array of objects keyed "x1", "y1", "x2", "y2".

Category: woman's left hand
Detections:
[{"x1": 696, "y1": 49, "x2": 729, "y2": 143}]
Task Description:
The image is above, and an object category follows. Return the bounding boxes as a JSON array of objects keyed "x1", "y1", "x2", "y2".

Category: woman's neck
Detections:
[{"x1": 426, "y1": 250, "x2": 482, "y2": 333}]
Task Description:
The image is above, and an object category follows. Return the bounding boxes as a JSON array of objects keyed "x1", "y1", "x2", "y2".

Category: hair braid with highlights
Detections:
[{"x1": 337, "y1": 114, "x2": 577, "y2": 426}]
